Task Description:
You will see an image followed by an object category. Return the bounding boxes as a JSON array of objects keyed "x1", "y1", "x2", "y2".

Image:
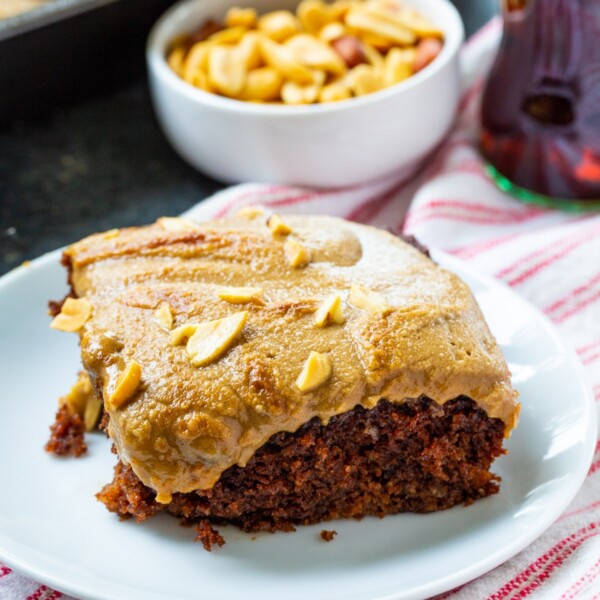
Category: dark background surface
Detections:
[{"x1": 0, "y1": 0, "x2": 498, "y2": 276}]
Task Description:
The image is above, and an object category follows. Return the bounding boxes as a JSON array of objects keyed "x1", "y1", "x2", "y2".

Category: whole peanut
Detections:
[
  {"x1": 331, "y1": 35, "x2": 367, "y2": 69},
  {"x1": 413, "y1": 37, "x2": 443, "y2": 72}
]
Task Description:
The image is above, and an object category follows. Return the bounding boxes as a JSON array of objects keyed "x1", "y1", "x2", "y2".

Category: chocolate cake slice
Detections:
[{"x1": 47, "y1": 212, "x2": 519, "y2": 549}]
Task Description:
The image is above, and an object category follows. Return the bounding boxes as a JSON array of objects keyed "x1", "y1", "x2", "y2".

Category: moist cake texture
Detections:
[
  {"x1": 48, "y1": 213, "x2": 519, "y2": 543},
  {"x1": 97, "y1": 396, "x2": 505, "y2": 549}
]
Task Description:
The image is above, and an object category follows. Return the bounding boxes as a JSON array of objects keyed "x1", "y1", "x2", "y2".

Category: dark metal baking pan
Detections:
[
  {"x1": 0, "y1": 0, "x2": 176, "y2": 127},
  {"x1": 0, "y1": 0, "x2": 118, "y2": 41}
]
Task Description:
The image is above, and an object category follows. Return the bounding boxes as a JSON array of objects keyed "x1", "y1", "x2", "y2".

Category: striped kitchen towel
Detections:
[{"x1": 2, "y1": 15, "x2": 599, "y2": 600}]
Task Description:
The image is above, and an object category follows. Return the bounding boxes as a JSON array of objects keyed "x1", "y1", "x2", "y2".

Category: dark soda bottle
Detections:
[{"x1": 480, "y1": 0, "x2": 600, "y2": 211}]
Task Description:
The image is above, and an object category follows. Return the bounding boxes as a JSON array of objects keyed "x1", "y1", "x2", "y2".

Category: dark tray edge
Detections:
[{"x1": 0, "y1": 0, "x2": 119, "y2": 41}]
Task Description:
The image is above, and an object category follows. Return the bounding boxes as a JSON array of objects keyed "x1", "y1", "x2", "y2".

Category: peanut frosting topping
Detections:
[{"x1": 63, "y1": 215, "x2": 519, "y2": 500}]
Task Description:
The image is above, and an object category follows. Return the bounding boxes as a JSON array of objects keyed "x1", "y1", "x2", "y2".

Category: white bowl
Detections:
[{"x1": 147, "y1": 0, "x2": 464, "y2": 188}]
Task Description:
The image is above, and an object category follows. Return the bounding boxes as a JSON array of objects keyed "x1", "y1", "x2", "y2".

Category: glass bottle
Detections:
[{"x1": 480, "y1": 0, "x2": 600, "y2": 211}]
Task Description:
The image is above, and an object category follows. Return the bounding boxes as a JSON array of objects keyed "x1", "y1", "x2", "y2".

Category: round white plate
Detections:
[{"x1": 0, "y1": 249, "x2": 596, "y2": 600}]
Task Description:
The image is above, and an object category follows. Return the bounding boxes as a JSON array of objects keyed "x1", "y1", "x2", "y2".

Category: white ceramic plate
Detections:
[{"x1": 0, "y1": 249, "x2": 596, "y2": 600}]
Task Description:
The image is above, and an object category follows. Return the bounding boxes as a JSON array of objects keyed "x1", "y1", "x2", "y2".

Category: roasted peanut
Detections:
[
  {"x1": 208, "y1": 45, "x2": 246, "y2": 97},
  {"x1": 258, "y1": 10, "x2": 301, "y2": 42},
  {"x1": 167, "y1": 46, "x2": 186, "y2": 76},
  {"x1": 225, "y1": 7, "x2": 258, "y2": 29},
  {"x1": 319, "y1": 78, "x2": 352, "y2": 102},
  {"x1": 329, "y1": 0, "x2": 357, "y2": 21},
  {"x1": 217, "y1": 286, "x2": 264, "y2": 303},
  {"x1": 284, "y1": 238, "x2": 311, "y2": 267},
  {"x1": 259, "y1": 36, "x2": 315, "y2": 85},
  {"x1": 360, "y1": 1, "x2": 439, "y2": 39},
  {"x1": 345, "y1": 8, "x2": 416, "y2": 45},
  {"x1": 154, "y1": 302, "x2": 174, "y2": 331},
  {"x1": 60, "y1": 372, "x2": 93, "y2": 422},
  {"x1": 238, "y1": 31, "x2": 263, "y2": 69},
  {"x1": 241, "y1": 67, "x2": 283, "y2": 101},
  {"x1": 236, "y1": 205, "x2": 265, "y2": 219},
  {"x1": 319, "y1": 22, "x2": 346, "y2": 42},
  {"x1": 361, "y1": 40, "x2": 385, "y2": 68},
  {"x1": 281, "y1": 67, "x2": 325, "y2": 103},
  {"x1": 50, "y1": 298, "x2": 92, "y2": 332},
  {"x1": 186, "y1": 311, "x2": 248, "y2": 367},
  {"x1": 170, "y1": 323, "x2": 199, "y2": 346},
  {"x1": 286, "y1": 34, "x2": 346, "y2": 75},
  {"x1": 331, "y1": 35, "x2": 367, "y2": 68},
  {"x1": 296, "y1": 351, "x2": 332, "y2": 392},
  {"x1": 297, "y1": 0, "x2": 335, "y2": 33},
  {"x1": 360, "y1": 31, "x2": 396, "y2": 51},
  {"x1": 383, "y1": 47, "x2": 414, "y2": 86},
  {"x1": 347, "y1": 64, "x2": 382, "y2": 96},
  {"x1": 314, "y1": 294, "x2": 345, "y2": 326},
  {"x1": 208, "y1": 26, "x2": 247, "y2": 44},
  {"x1": 182, "y1": 41, "x2": 213, "y2": 88},
  {"x1": 282, "y1": 80, "x2": 321, "y2": 104},
  {"x1": 267, "y1": 213, "x2": 292, "y2": 234},
  {"x1": 107, "y1": 361, "x2": 142, "y2": 410},
  {"x1": 413, "y1": 37, "x2": 443, "y2": 72},
  {"x1": 84, "y1": 396, "x2": 103, "y2": 432},
  {"x1": 349, "y1": 284, "x2": 391, "y2": 314},
  {"x1": 395, "y1": 6, "x2": 444, "y2": 38}
]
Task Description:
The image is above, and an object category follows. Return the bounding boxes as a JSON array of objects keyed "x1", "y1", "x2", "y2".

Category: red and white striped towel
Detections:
[{"x1": 2, "y1": 16, "x2": 599, "y2": 600}]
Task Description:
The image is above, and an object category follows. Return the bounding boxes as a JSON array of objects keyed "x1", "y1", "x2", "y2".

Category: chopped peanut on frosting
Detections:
[
  {"x1": 172, "y1": 312, "x2": 249, "y2": 368},
  {"x1": 108, "y1": 361, "x2": 142, "y2": 410},
  {"x1": 296, "y1": 351, "x2": 332, "y2": 391},
  {"x1": 218, "y1": 286, "x2": 264, "y2": 304},
  {"x1": 284, "y1": 238, "x2": 311, "y2": 268},
  {"x1": 50, "y1": 298, "x2": 92, "y2": 332},
  {"x1": 314, "y1": 294, "x2": 345, "y2": 326}
]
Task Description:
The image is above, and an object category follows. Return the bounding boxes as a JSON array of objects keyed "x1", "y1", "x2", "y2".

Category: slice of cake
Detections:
[{"x1": 47, "y1": 213, "x2": 519, "y2": 549}]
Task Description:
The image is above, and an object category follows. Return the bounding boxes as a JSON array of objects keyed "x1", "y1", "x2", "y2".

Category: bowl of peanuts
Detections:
[{"x1": 147, "y1": 0, "x2": 464, "y2": 187}]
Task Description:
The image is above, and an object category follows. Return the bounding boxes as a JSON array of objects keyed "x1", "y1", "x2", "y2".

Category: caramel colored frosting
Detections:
[{"x1": 63, "y1": 214, "x2": 519, "y2": 501}]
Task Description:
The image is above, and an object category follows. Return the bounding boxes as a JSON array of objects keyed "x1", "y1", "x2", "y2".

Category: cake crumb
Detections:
[
  {"x1": 320, "y1": 530, "x2": 337, "y2": 542},
  {"x1": 45, "y1": 405, "x2": 87, "y2": 457},
  {"x1": 195, "y1": 520, "x2": 225, "y2": 551}
]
